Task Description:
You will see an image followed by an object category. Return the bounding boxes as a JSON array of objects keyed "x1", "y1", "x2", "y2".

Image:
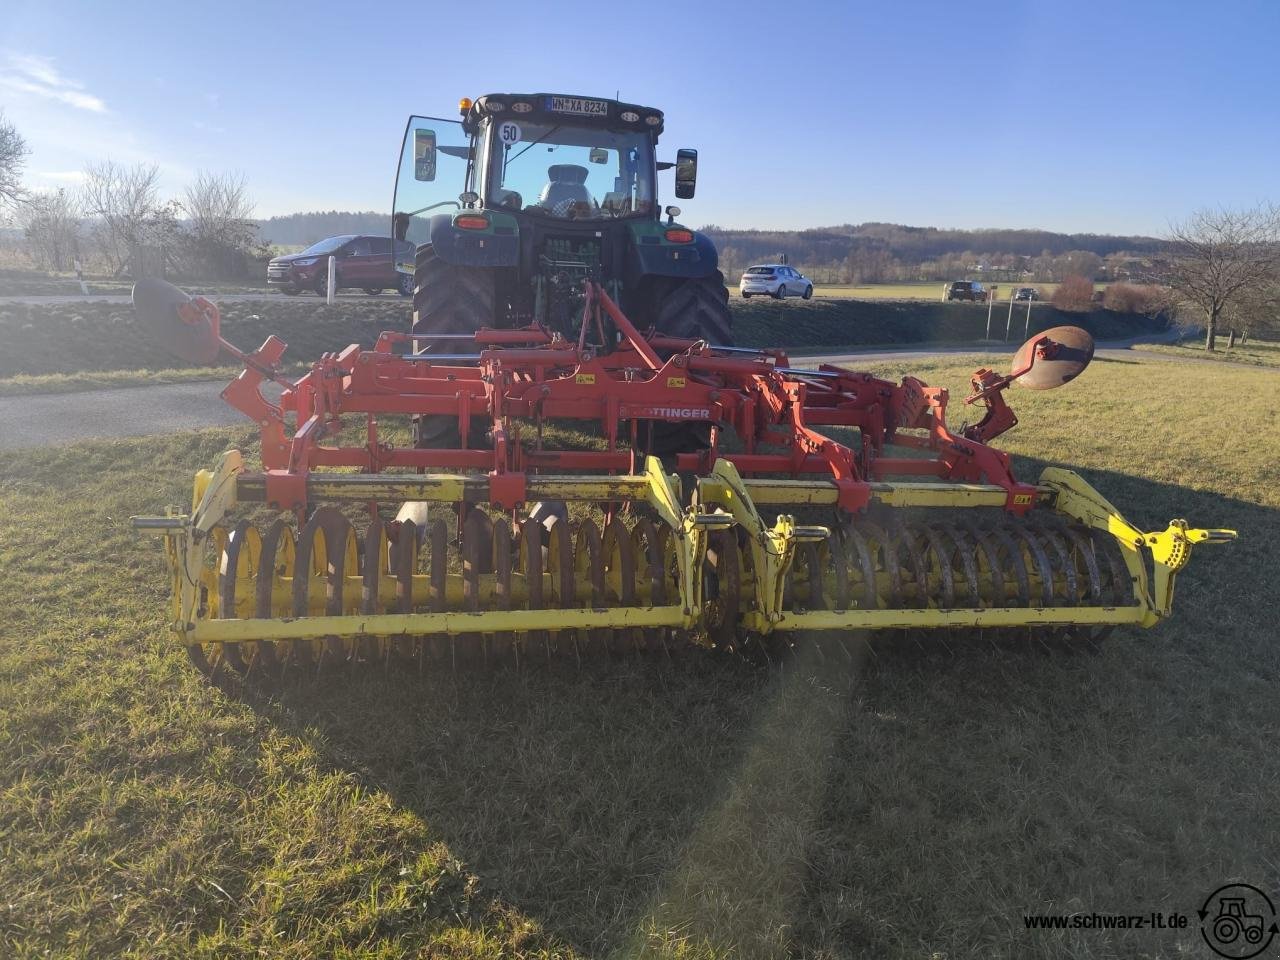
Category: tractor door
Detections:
[{"x1": 393, "y1": 116, "x2": 473, "y2": 249}]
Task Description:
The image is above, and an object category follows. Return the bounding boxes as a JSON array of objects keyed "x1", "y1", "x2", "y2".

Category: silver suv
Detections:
[{"x1": 739, "y1": 264, "x2": 813, "y2": 300}]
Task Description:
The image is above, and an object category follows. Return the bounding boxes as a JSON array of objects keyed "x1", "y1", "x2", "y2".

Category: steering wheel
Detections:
[{"x1": 551, "y1": 198, "x2": 596, "y2": 219}]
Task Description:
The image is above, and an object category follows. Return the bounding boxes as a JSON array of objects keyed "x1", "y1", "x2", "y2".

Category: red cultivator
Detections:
[{"x1": 132, "y1": 278, "x2": 1233, "y2": 675}]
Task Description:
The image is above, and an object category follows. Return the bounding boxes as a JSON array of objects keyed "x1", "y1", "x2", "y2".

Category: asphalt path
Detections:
[
  {"x1": 0, "y1": 330, "x2": 1199, "y2": 451},
  {"x1": 0, "y1": 291, "x2": 393, "y2": 305}
]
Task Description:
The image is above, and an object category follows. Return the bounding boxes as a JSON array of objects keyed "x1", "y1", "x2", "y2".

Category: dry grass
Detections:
[
  {"x1": 1139, "y1": 337, "x2": 1280, "y2": 369},
  {"x1": 749, "y1": 281, "x2": 1110, "y2": 302},
  {"x1": 1, "y1": 356, "x2": 1276, "y2": 958}
]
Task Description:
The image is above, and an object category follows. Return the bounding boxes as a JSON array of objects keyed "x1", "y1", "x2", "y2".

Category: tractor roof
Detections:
[{"x1": 461, "y1": 93, "x2": 664, "y2": 136}]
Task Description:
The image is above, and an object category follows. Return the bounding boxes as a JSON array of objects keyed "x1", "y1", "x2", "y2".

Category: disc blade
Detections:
[
  {"x1": 132, "y1": 277, "x2": 222, "y2": 365},
  {"x1": 1013, "y1": 325, "x2": 1094, "y2": 390}
]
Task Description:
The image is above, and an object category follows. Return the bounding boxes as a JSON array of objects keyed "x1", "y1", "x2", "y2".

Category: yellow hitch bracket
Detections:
[
  {"x1": 641, "y1": 455, "x2": 707, "y2": 631},
  {"x1": 130, "y1": 449, "x2": 245, "y2": 643},
  {"x1": 1040, "y1": 467, "x2": 1237, "y2": 624},
  {"x1": 698, "y1": 460, "x2": 829, "y2": 634},
  {"x1": 1144, "y1": 520, "x2": 1237, "y2": 617}
]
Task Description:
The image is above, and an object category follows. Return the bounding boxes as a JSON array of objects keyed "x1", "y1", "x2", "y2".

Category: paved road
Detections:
[
  {"x1": 0, "y1": 330, "x2": 1199, "y2": 452},
  {"x1": 0, "y1": 291, "x2": 397, "y2": 306}
]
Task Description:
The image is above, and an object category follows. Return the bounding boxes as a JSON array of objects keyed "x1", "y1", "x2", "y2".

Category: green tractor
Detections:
[{"x1": 392, "y1": 93, "x2": 733, "y2": 447}]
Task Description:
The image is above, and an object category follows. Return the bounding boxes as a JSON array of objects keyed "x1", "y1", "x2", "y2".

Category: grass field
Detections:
[
  {"x1": 1140, "y1": 337, "x2": 1280, "y2": 368},
  {"x1": 728, "y1": 281, "x2": 1112, "y2": 302},
  {"x1": 1, "y1": 353, "x2": 1275, "y2": 958}
]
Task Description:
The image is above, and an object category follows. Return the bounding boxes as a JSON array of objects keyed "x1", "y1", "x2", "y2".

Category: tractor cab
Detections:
[
  {"x1": 393, "y1": 94, "x2": 696, "y2": 247},
  {"x1": 391, "y1": 94, "x2": 716, "y2": 343}
]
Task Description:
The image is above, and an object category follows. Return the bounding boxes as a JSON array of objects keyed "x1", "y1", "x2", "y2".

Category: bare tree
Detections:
[
  {"x1": 1222, "y1": 278, "x2": 1280, "y2": 346},
  {"x1": 1165, "y1": 204, "x2": 1280, "y2": 350},
  {"x1": 179, "y1": 170, "x2": 258, "y2": 278},
  {"x1": 0, "y1": 109, "x2": 30, "y2": 211},
  {"x1": 18, "y1": 188, "x2": 82, "y2": 270},
  {"x1": 81, "y1": 161, "x2": 164, "y2": 273}
]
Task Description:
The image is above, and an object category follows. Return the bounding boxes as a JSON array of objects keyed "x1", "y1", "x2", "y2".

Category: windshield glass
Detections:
[
  {"x1": 301, "y1": 236, "x2": 354, "y2": 256},
  {"x1": 485, "y1": 121, "x2": 654, "y2": 220}
]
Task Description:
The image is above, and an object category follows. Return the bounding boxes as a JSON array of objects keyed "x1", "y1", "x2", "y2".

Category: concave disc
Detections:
[
  {"x1": 132, "y1": 277, "x2": 222, "y2": 365},
  {"x1": 1013, "y1": 325, "x2": 1094, "y2": 390}
]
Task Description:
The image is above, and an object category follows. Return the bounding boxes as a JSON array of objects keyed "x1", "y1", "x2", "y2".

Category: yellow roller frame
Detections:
[{"x1": 132, "y1": 448, "x2": 1236, "y2": 646}]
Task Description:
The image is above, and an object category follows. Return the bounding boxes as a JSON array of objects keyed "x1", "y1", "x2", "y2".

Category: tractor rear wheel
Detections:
[
  {"x1": 652, "y1": 269, "x2": 733, "y2": 346},
  {"x1": 646, "y1": 270, "x2": 734, "y2": 455},
  {"x1": 411, "y1": 245, "x2": 497, "y2": 449}
]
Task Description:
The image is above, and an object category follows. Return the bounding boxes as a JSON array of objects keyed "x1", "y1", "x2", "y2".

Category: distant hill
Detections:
[
  {"x1": 251, "y1": 212, "x2": 1170, "y2": 280},
  {"x1": 256, "y1": 211, "x2": 390, "y2": 246},
  {"x1": 700, "y1": 222, "x2": 1167, "y2": 264}
]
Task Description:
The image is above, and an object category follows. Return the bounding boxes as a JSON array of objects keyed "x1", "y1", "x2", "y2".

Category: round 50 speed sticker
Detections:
[{"x1": 498, "y1": 121, "x2": 521, "y2": 145}]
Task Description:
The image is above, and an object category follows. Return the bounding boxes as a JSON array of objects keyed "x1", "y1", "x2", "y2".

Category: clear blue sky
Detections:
[{"x1": 2, "y1": 0, "x2": 1277, "y2": 234}]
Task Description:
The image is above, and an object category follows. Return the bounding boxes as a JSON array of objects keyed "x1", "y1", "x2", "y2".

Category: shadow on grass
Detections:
[{"x1": 246, "y1": 467, "x2": 1271, "y2": 958}]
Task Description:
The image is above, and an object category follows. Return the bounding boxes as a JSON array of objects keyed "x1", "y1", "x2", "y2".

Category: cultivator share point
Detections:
[{"x1": 131, "y1": 274, "x2": 1234, "y2": 676}]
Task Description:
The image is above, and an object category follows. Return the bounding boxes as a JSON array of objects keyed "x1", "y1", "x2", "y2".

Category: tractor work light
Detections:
[
  {"x1": 644, "y1": 114, "x2": 661, "y2": 126},
  {"x1": 664, "y1": 228, "x2": 694, "y2": 243},
  {"x1": 512, "y1": 101, "x2": 533, "y2": 113},
  {"x1": 620, "y1": 110, "x2": 640, "y2": 122},
  {"x1": 485, "y1": 100, "x2": 506, "y2": 113},
  {"x1": 455, "y1": 215, "x2": 490, "y2": 230}
]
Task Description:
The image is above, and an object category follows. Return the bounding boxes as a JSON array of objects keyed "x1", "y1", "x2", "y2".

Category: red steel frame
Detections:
[{"x1": 212, "y1": 283, "x2": 1041, "y2": 514}]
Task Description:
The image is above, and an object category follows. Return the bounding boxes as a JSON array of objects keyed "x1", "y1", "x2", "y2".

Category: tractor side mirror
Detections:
[
  {"x1": 674, "y1": 148, "x2": 697, "y2": 199},
  {"x1": 414, "y1": 128, "x2": 437, "y2": 182}
]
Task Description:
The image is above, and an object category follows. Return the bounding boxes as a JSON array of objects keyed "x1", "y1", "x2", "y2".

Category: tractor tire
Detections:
[
  {"x1": 651, "y1": 269, "x2": 733, "y2": 346},
  {"x1": 646, "y1": 270, "x2": 734, "y2": 456},
  {"x1": 411, "y1": 245, "x2": 496, "y2": 449}
]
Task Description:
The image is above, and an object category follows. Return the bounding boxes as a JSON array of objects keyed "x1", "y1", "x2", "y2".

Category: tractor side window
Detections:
[{"x1": 393, "y1": 116, "x2": 471, "y2": 248}]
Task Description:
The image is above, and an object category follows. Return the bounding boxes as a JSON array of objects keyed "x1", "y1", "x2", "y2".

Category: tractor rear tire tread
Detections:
[{"x1": 412, "y1": 245, "x2": 496, "y2": 337}]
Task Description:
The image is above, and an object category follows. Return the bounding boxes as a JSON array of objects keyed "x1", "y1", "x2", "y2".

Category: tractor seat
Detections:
[{"x1": 539, "y1": 164, "x2": 593, "y2": 214}]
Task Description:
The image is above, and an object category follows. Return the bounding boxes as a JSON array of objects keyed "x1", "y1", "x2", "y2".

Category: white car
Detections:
[{"x1": 739, "y1": 264, "x2": 813, "y2": 299}]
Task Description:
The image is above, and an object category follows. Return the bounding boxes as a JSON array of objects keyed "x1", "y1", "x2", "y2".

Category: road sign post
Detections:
[
  {"x1": 327, "y1": 256, "x2": 336, "y2": 305},
  {"x1": 986, "y1": 285, "x2": 997, "y2": 340}
]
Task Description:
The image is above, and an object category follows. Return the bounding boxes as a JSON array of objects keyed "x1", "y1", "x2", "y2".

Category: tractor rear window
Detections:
[{"x1": 486, "y1": 121, "x2": 655, "y2": 220}]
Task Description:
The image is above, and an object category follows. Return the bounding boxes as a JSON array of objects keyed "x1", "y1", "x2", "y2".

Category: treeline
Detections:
[
  {"x1": 702, "y1": 222, "x2": 1172, "y2": 284},
  {"x1": 256, "y1": 211, "x2": 390, "y2": 246}
]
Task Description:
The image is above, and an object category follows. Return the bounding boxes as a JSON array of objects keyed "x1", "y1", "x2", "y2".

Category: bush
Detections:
[
  {"x1": 1103, "y1": 282, "x2": 1168, "y2": 316},
  {"x1": 1051, "y1": 275, "x2": 1095, "y2": 312}
]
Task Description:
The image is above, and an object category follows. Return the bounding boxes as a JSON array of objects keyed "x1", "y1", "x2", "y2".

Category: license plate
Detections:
[{"x1": 545, "y1": 96, "x2": 608, "y2": 117}]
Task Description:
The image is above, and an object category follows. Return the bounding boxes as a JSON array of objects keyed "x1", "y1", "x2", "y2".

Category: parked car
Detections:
[
  {"x1": 1013, "y1": 286, "x2": 1039, "y2": 301},
  {"x1": 739, "y1": 264, "x2": 814, "y2": 300},
  {"x1": 943, "y1": 280, "x2": 988, "y2": 302},
  {"x1": 268, "y1": 235, "x2": 415, "y2": 296}
]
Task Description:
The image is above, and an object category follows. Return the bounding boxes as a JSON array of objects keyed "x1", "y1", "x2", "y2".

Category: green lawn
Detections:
[
  {"x1": 734, "y1": 281, "x2": 1109, "y2": 302},
  {"x1": 1, "y1": 353, "x2": 1273, "y2": 958},
  {"x1": 1139, "y1": 336, "x2": 1280, "y2": 368}
]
